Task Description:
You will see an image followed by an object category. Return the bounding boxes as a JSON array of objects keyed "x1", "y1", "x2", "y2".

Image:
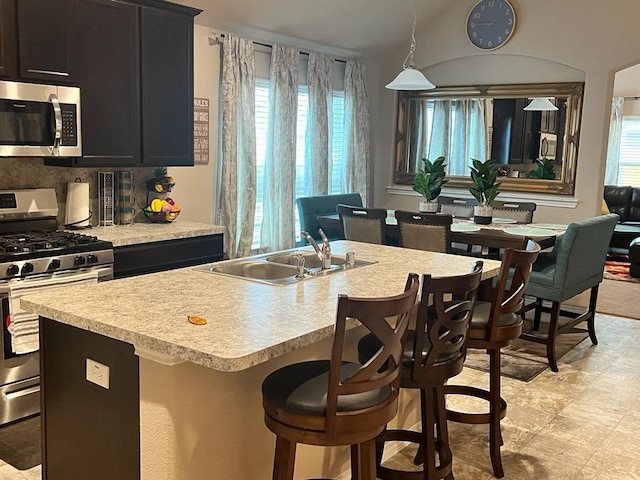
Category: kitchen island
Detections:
[{"x1": 21, "y1": 241, "x2": 501, "y2": 480}]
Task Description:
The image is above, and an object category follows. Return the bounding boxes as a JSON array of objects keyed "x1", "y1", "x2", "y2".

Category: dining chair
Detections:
[
  {"x1": 519, "y1": 213, "x2": 619, "y2": 371},
  {"x1": 436, "y1": 196, "x2": 478, "y2": 219},
  {"x1": 357, "y1": 263, "x2": 484, "y2": 480},
  {"x1": 490, "y1": 200, "x2": 537, "y2": 223},
  {"x1": 296, "y1": 193, "x2": 363, "y2": 244},
  {"x1": 395, "y1": 210, "x2": 453, "y2": 253},
  {"x1": 336, "y1": 204, "x2": 388, "y2": 244},
  {"x1": 445, "y1": 240, "x2": 541, "y2": 478},
  {"x1": 261, "y1": 273, "x2": 420, "y2": 480}
]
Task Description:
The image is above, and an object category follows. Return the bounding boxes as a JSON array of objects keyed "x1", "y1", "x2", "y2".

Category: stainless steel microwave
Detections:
[{"x1": 0, "y1": 80, "x2": 81, "y2": 157}]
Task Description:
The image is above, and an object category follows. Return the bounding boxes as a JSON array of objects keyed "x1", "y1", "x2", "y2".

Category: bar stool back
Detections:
[{"x1": 261, "y1": 273, "x2": 420, "y2": 480}]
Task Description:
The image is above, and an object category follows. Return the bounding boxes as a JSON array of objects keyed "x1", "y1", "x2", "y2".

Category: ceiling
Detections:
[{"x1": 173, "y1": 0, "x2": 453, "y2": 59}]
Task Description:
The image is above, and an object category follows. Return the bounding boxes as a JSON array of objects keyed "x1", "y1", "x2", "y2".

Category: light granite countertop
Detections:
[
  {"x1": 20, "y1": 241, "x2": 501, "y2": 372},
  {"x1": 84, "y1": 221, "x2": 225, "y2": 247}
]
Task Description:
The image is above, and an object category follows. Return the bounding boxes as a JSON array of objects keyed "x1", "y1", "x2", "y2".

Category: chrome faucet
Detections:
[{"x1": 301, "y1": 229, "x2": 332, "y2": 269}]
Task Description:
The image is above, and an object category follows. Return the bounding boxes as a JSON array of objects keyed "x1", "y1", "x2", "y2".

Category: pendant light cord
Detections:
[{"x1": 403, "y1": 3, "x2": 418, "y2": 69}]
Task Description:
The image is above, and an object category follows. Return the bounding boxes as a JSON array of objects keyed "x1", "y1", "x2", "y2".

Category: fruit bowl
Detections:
[{"x1": 143, "y1": 209, "x2": 181, "y2": 223}]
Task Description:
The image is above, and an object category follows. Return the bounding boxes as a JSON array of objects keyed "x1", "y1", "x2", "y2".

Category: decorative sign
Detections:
[{"x1": 194, "y1": 97, "x2": 209, "y2": 165}]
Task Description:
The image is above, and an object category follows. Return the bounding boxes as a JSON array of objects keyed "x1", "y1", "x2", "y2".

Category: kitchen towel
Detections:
[
  {"x1": 64, "y1": 180, "x2": 91, "y2": 228},
  {"x1": 6, "y1": 270, "x2": 99, "y2": 354}
]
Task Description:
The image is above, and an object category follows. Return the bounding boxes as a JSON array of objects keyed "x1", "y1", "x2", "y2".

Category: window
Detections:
[
  {"x1": 617, "y1": 116, "x2": 640, "y2": 187},
  {"x1": 252, "y1": 79, "x2": 346, "y2": 250}
]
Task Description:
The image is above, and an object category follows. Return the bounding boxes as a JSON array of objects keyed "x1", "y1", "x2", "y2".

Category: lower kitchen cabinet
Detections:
[
  {"x1": 113, "y1": 233, "x2": 223, "y2": 278},
  {"x1": 40, "y1": 318, "x2": 140, "y2": 480}
]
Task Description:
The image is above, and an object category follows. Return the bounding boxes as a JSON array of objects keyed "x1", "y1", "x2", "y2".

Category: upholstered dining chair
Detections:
[
  {"x1": 436, "y1": 196, "x2": 478, "y2": 218},
  {"x1": 296, "y1": 192, "x2": 363, "y2": 244},
  {"x1": 445, "y1": 240, "x2": 540, "y2": 478},
  {"x1": 490, "y1": 200, "x2": 537, "y2": 223},
  {"x1": 357, "y1": 262, "x2": 484, "y2": 480},
  {"x1": 395, "y1": 210, "x2": 453, "y2": 253},
  {"x1": 261, "y1": 273, "x2": 420, "y2": 480},
  {"x1": 336, "y1": 204, "x2": 388, "y2": 244},
  {"x1": 519, "y1": 213, "x2": 619, "y2": 372}
]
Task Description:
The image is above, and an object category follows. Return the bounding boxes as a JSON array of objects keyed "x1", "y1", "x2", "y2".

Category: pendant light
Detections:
[
  {"x1": 523, "y1": 97, "x2": 558, "y2": 111},
  {"x1": 386, "y1": 2, "x2": 435, "y2": 91}
]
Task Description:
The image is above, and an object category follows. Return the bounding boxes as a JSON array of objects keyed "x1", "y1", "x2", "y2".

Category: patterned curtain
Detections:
[
  {"x1": 259, "y1": 45, "x2": 299, "y2": 252},
  {"x1": 218, "y1": 35, "x2": 256, "y2": 259},
  {"x1": 605, "y1": 97, "x2": 624, "y2": 185},
  {"x1": 305, "y1": 53, "x2": 334, "y2": 196},
  {"x1": 343, "y1": 61, "x2": 370, "y2": 205}
]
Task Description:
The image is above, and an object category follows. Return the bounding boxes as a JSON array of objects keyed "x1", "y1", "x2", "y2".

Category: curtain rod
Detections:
[
  {"x1": 208, "y1": 33, "x2": 347, "y2": 64},
  {"x1": 624, "y1": 96, "x2": 640, "y2": 100}
]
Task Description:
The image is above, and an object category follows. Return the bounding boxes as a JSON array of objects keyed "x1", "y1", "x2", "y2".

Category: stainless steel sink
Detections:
[{"x1": 196, "y1": 250, "x2": 376, "y2": 285}]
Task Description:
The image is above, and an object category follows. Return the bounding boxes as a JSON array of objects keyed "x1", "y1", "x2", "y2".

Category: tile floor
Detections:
[{"x1": 0, "y1": 313, "x2": 639, "y2": 479}]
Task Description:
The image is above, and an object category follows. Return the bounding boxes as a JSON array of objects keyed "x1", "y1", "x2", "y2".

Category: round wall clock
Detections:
[{"x1": 466, "y1": 0, "x2": 516, "y2": 50}]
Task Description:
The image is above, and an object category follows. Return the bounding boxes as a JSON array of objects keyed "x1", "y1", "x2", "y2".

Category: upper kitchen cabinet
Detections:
[
  {"x1": 1, "y1": 0, "x2": 76, "y2": 83},
  {"x1": 52, "y1": 0, "x2": 200, "y2": 167},
  {"x1": 0, "y1": 0, "x2": 17, "y2": 78}
]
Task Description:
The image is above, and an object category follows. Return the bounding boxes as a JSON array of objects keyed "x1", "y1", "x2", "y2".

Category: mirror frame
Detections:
[{"x1": 393, "y1": 82, "x2": 584, "y2": 195}]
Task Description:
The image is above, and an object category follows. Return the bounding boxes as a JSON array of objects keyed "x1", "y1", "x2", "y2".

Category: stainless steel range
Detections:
[{"x1": 0, "y1": 188, "x2": 113, "y2": 425}]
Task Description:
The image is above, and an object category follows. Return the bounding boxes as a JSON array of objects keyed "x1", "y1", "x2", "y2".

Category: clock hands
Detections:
[{"x1": 474, "y1": 19, "x2": 496, "y2": 26}]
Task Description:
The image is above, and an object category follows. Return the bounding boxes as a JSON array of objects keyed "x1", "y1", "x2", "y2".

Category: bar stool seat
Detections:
[
  {"x1": 261, "y1": 274, "x2": 420, "y2": 480},
  {"x1": 357, "y1": 263, "x2": 484, "y2": 480}
]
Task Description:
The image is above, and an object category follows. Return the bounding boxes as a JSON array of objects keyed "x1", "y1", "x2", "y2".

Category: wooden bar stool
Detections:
[
  {"x1": 444, "y1": 240, "x2": 540, "y2": 478},
  {"x1": 357, "y1": 262, "x2": 484, "y2": 480},
  {"x1": 261, "y1": 273, "x2": 420, "y2": 480}
]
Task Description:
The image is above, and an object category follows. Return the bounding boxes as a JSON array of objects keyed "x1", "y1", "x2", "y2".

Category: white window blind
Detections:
[
  {"x1": 252, "y1": 79, "x2": 346, "y2": 251},
  {"x1": 618, "y1": 116, "x2": 640, "y2": 187}
]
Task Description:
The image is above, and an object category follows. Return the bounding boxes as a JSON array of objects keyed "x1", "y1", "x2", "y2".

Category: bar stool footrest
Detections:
[{"x1": 444, "y1": 385, "x2": 507, "y2": 424}]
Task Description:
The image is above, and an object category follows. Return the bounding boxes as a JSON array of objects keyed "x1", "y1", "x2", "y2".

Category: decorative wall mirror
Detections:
[{"x1": 394, "y1": 82, "x2": 584, "y2": 195}]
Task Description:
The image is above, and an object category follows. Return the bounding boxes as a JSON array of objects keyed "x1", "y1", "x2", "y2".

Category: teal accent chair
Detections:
[
  {"x1": 519, "y1": 213, "x2": 619, "y2": 372},
  {"x1": 296, "y1": 193, "x2": 363, "y2": 244}
]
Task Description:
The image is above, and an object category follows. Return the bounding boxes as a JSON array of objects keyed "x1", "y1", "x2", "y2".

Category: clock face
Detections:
[{"x1": 466, "y1": 0, "x2": 516, "y2": 50}]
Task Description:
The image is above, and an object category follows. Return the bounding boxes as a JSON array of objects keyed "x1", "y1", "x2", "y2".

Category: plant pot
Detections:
[
  {"x1": 419, "y1": 200, "x2": 438, "y2": 213},
  {"x1": 473, "y1": 205, "x2": 493, "y2": 225}
]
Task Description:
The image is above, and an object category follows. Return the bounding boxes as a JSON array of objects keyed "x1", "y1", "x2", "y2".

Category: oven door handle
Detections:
[{"x1": 49, "y1": 93, "x2": 62, "y2": 156}]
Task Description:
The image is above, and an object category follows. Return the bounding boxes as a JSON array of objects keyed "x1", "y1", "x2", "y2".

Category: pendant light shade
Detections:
[
  {"x1": 386, "y1": 3, "x2": 435, "y2": 91},
  {"x1": 386, "y1": 67, "x2": 436, "y2": 90},
  {"x1": 523, "y1": 97, "x2": 558, "y2": 111}
]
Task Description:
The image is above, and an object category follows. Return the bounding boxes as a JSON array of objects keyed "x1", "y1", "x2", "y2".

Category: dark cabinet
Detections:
[
  {"x1": 54, "y1": 0, "x2": 200, "y2": 168},
  {"x1": 0, "y1": 0, "x2": 17, "y2": 78},
  {"x1": 0, "y1": 0, "x2": 75, "y2": 83},
  {"x1": 74, "y1": 0, "x2": 140, "y2": 166}
]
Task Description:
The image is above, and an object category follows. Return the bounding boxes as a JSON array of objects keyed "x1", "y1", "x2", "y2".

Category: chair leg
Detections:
[
  {"x1": 489, "y1": 348, "x2": 505, "y2": 478},
  {"x1": 273, "y1": 436, "x2": 296, "y2": 480},
  {"x1": 533, "y1": 297, "x2": 543, "y2": 331},
  {"x1": 587, "y1": 285, "x2": 599, "y2": 345},
  {"x1": 435, "y1": 384, "x2": 454, "y2": 480},
  {"x1": 351, "y1": 440, "x2": 377, "y2": 480},
  {"x1": 546, "y1": 301, "x2": 561, "y2": 372}
]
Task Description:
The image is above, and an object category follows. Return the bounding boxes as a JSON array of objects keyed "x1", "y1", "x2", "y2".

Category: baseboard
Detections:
[{"x1": 335, "y1": 421, "x2": 421, "y2": 480}]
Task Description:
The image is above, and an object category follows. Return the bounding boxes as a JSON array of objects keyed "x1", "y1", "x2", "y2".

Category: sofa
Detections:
[{"x1": 603, "y1": 185, "x2": 640, "y2": 256}]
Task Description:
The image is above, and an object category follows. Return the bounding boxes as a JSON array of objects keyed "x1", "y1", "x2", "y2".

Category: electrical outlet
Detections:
[{"x1": 86, "y1": 358, "x2": 110, "y2": 389}]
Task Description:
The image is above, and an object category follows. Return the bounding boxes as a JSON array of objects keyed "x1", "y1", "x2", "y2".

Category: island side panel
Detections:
[
  {"x1": 139, "y1": 327, "x2": 420, "y2": 480},
  {"x1": 40, "y1": 318, "x2": 140, "y2": 480}
]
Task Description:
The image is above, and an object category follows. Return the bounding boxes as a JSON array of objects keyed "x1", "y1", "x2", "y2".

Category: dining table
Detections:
[{"x1": 316, "y1": 211, "x2": 567, "y2": 251}]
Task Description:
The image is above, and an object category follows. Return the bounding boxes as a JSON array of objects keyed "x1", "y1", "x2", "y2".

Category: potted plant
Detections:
[
  {"x1": 467, "y1": 158, "x2": 500, "y2": 224},
  {"x1": 529, "y1": 157, "x2": 556, "y2": 180},
  {"x1": 413, "y1": 156, "x2": 448, "y2": 213}
]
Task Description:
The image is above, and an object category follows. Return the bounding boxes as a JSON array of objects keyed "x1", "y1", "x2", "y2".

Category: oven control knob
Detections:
[
  {"x1": 48, "y1": 259, "x2": 61, "y2": 271},
  {"x1": 6, "y1": 264, "x2": 19, "y2": 276},
  {"x1": 21, "y1": 263, "x2": 34, "y2": 275},
  {"x1": 74, "y1": 256, "x2": 86, "y2": 266},
  {"x1": 87, "y1": 254, "x2": 98, "y2": 264}
]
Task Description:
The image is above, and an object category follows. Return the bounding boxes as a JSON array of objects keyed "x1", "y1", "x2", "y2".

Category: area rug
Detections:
[
  {"x1": 597, "y1": 278, "x2": 640, "y2": 319},
  {"x1": 604, "y1": 260, "x2": 640, "y2": 283},
  {"x1": 0, "y1": 415, "x2": 41, "y2": 470},
  {"x1": 464, "y1": 318, "x2": 588, "y2": 382}
]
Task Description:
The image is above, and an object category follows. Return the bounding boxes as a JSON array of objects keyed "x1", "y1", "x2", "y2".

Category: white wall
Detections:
[
  {"x1": 169, "y1": 24, "x2": 220, "y2": 225},
  {"x1": 373, "y1": 0, "x2": 640, "y2": 224}
]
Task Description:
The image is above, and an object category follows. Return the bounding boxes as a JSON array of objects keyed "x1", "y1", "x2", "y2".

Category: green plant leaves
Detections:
[
  {"x1": 467, "y1": 158, "x2": 500, "y2": 205},
  {"x1": 413, "y1": 156, "x2": 448, "y2": 201},
  {"x1": 529, "y1": 157, "x2": 556, "y2": 180}
]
